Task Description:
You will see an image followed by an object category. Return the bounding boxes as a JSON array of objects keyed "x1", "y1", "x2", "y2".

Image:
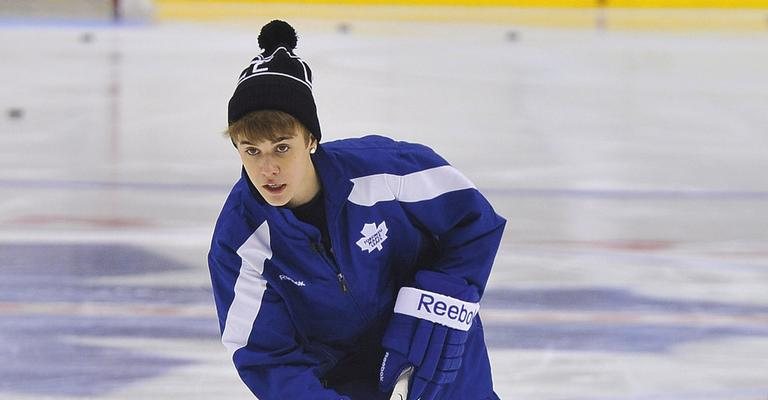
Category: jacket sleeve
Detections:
[
  {"x1": 208, "y1": 224, "x2": 346, "y2": 400},
  {"x1": 394, "y1": 142, "x2": 506, "y2": 295}
]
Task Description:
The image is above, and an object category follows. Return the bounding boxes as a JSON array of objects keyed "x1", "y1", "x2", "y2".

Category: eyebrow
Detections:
[{"x1": 239, "y1": 136, "x2": 294, "y2": 146}]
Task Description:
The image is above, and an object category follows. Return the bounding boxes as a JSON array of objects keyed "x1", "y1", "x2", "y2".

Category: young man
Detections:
[{"x1": 208, "y1": 20, "x2": 505, "y2": 400}]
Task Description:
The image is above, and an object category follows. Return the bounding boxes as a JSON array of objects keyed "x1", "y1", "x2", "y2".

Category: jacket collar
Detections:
[{"x1": 310, "y1": 144, "x2": 353, "y2": 220}]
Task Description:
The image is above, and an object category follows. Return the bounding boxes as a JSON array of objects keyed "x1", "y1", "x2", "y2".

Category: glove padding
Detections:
[{"x1": 379, "y1": 271, "x2": 480, "y2": 400}]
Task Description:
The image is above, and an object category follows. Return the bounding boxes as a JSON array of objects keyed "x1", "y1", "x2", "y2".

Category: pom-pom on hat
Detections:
[{"x1": 228, "y1": 20, "x2": 321, "y2": 141}]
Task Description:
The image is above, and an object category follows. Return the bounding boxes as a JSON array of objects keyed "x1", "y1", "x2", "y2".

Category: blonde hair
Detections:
[{"x1": 226, "y1": 110, "x2": 314, "y2": 146}]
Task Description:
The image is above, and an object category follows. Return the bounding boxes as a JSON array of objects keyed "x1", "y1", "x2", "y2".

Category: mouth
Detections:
[{"x1": 263, "y1": 183, "x2": 287, "y2": 194}]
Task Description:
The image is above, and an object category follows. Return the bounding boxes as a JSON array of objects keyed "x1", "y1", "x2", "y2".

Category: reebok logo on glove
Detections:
[
  {"x1": 418, "y1": 293, "x2": 476, "y2": 326},
  {"x1": 393, "y1": 287, "x2": 480, "y2": 331},
  {"x1": 380, "y1": 351, "x2": 389, "y2": 383}
]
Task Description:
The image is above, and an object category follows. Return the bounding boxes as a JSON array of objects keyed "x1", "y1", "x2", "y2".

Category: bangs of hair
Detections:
[{"x1": 227, "y1": 110, "x2": 310, "y2": 145}]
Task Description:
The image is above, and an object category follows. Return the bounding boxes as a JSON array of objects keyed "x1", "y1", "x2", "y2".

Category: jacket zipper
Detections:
[
  {"x1": 337, "y1": 273, "x2": 349, "y2": 293},
  {"x1": 313, "y1": 242, "x2": 349, "y2": 293},
  {"x1": 310, "y1": 241, "x2": 370, "y2": 325}
]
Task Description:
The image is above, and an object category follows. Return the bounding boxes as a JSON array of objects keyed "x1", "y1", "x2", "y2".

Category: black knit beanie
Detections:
[{"x1": 227, "y1": 20, "x2": 321, "y2": 142}]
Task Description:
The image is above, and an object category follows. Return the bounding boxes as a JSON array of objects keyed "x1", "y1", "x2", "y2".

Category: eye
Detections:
[
  {"x1": 244, "y1": 147, "x2": 260, "y2": 156},
  {"x1": 275, "y1": 144, "x2": 289, "y2": 153}
]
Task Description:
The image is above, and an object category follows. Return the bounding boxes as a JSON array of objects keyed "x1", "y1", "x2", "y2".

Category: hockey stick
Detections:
[{"x1": 388, "y1": 366, "x2": 413, "y2": 400}]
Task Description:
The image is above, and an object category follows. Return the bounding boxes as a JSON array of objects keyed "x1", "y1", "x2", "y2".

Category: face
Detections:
[{"x1": 237, "y1": 130, "x2": 319, "y2": 208}]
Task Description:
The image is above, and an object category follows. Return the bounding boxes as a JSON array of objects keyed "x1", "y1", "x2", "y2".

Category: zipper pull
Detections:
[{"x1": 337, "y1": 273, "x2": 349, "y2": 293}]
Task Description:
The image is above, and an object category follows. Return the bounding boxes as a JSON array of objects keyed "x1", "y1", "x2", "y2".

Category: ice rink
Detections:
[{"x1": 1, "y1": 5, "x2": 768, "y2": 400}]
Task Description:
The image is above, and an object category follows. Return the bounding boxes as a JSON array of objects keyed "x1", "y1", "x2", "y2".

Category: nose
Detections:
[{"x1": 258, "y1": 155, "x2": 280, "y2": 176}]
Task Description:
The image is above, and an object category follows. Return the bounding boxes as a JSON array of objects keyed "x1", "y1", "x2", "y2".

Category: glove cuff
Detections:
[{"x1": 393, "y1": 287, "x2": 479, "y2": 331}]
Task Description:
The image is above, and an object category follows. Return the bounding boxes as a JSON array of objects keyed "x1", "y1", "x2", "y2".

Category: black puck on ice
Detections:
[
  {"x1": 7, "y1": 108, "x2": 24, "y2": 120},
  {"x1": 337, "y1": 22, "x2": 351, "y2": 34},
  {"x1": 80, "y1": 32, "x2": 95, "y2": 43},
  {"x1": 506, "y1": 30, "x2": 520, "y2": 41}
]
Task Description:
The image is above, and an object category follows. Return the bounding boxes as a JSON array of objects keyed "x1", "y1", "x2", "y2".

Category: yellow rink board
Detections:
[
  {"x1": 155, "y1": 0, "x2": 768, "y2": 31},
  {"x1": 157, "y1": 0, "x2": 768, "y2": 7}
]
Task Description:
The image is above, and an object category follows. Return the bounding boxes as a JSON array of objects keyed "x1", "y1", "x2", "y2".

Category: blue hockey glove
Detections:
[{"x1": 379, "y1": 271, "x2": 480, "y2": 400}]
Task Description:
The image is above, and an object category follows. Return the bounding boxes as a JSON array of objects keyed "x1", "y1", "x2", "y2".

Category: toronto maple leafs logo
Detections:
[{"x1": 356, "y1": 221, "x2": 388, "y2": 253}]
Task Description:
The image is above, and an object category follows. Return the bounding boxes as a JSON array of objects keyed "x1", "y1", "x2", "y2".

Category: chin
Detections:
[
  {"x1": 257, "y1": 191, "x2": 289, "y2": 207},
  {"x1": 265, "y1": 198, "x2": 290, "y2": 207}
]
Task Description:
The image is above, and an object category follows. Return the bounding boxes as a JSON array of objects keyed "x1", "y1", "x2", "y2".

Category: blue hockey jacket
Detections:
[{"x1": 208, "y1": 135, "x2": 506, "y2": 400}]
